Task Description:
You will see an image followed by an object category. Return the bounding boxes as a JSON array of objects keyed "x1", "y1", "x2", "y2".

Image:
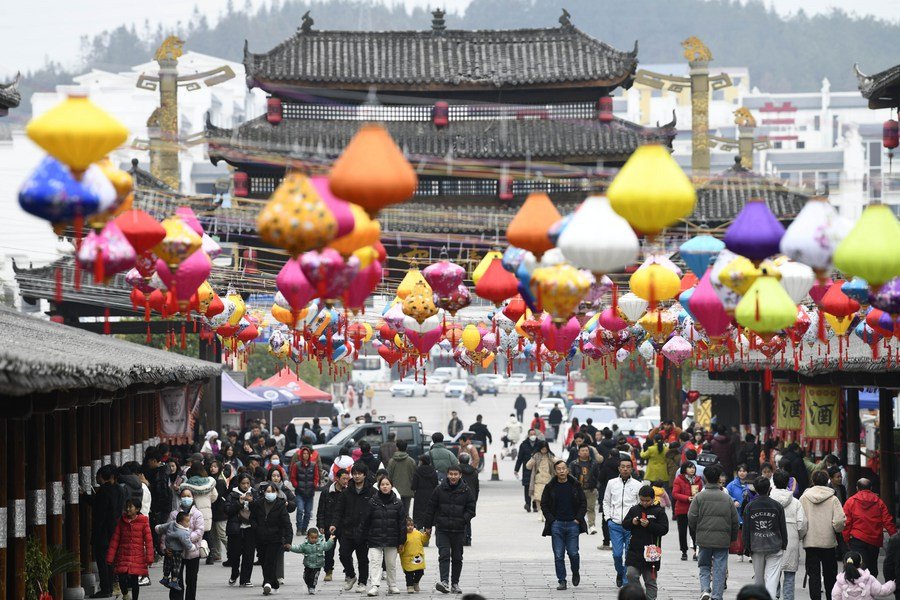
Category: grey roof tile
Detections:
[{"x1": 856, "y1": 63, "x2": 900, "y2": 109}]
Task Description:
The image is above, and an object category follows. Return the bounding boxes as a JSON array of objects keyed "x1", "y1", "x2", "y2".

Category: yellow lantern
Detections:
[
  {"x1": 154, "y1": 217, "x2": 202, "y2": 268},
  {"x1": 401, "y1": 281, "x2": 438, "y2": 324},
  {"x1": 271, "y1": 304, "x2": 298, "y2": 327},
  {"x1": 227, "y1": 291, "x2": 246, "y2": 327},
  {"x1": 329, "y1": 204, "x2": 382, "y2": 256},
  {"x1": 196, "y1": 281, "x2": 215, "y2": 314},
  {"x1": 472, "y1": 251, "x2": 504, "y2": 285},
  {"x1": 462, "y1": 324, "x2": 481, "y2": 352},
  {"x1": 717, "y1": 255, "x2": 763, "y2": 295},
  {"x1": 353, "y1": 245, "x2": 379, "y2": 270},
  {"x1": 258, "y1": 173, "x2": 338, "y2": 256},
  {"x1": 397, "y1": 269, "x2": 427, "y2": 300},
  {"x1": 629, "y1": 263, "x2": 681, "y2": 304},
  {"x1": 638, "y1": 309, "x2": 677, "y2": 342},
  {"x1": 26, "y1": 93, "x2": 129, "y2": 173},
  {"x1": 530, "y1": 264, "x2": 591, "y2": 324},
  {"x1": 606, "y1": 144, "x2": 696, "y2": 235},
  {"x1": 824, "y1": 313, "x2": 854, "y2": 337},
  {"x1": 734, "y1": 273, "x2": 797, "y2": 335},
  {"x1": 361, "y1": 322, "x2": 374, "y2": 343}
]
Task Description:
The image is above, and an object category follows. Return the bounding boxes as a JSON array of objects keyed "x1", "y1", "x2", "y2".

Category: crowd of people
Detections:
[
  {"x1": 87, "y1": 416, "x2": 481, "y2": 598},
  {"x1": 512, "y1": 415, "x2": 900, "y2": 600}
]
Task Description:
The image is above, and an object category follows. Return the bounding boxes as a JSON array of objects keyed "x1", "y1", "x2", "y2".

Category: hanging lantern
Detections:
[
  {"x1": 717, "y1": 255, "x2": 762, "y2": 295},
  {"x1": 113, "y1": 210, "x2": 166, "y2": 255},
  {"x1": 436, "y1": 284, "x2": 471, "y2": 316},
  {"x1": 18, "y1": 157, "x2": 112, "y2": 225},
  {"x1": 461, "y1": 324, "x2": 481, "y2": 352},
  {"x1": 258, "y1": 172, "x2": 339, "y2": 256},
  {"x1": 472, "y1": 251, "x2": 504, "y2": 285},
  {"x1": 300, "y1": 248, "x2": 361, "y2": 304},
  {"x1": 819, "y1": 279, "x2": 860, "y2": 319},
  {"x1": 638, "y1": 309, "x2": 677, "y2": 342},
  {"x1": 884, "y1": 119, "x2": 899, "y2": 150},
  {"x1": 597, "y1": 95, "x2": 614, "y2": 123},
  {"x1": 328, "y1": 123, "x2": 418, "y2": 215},
  {"x1": 401, "y1": 281, "x2": 439, "y2": 324},
  {"x1": 530, "y1": 264, "x2": 591, "y2": 323},
  {"x1": 617, "y1": 292, "x2": 649, "y2": 323},
  {"x1": 824, "y1": 313, "x2": 854, "y2": 337},
  {"x1": 475, "y1": 259, "x2": 519, "y2": 307},
  {"x1": 276, "y1": 257, "x2": 316, "y2": 313},
  {"x1": 689, "y1": 270, "x2": 733, "y2": 339},
  {"x1": 344, "y1": 260, "x2": 383, "y2": 315},
  {"x1": 724, "y1": 198, "x2": 785, "y2": 263},
  {"x1": 232, "y1": 171, "x2": 249, "y2": 197},
  {"x1": 432, "y1": 101, "x2": 449, "y2": 128},
  {"x1": 156, "y1": 250, "x2": 212, "y2": 311},
  {"x1": 266, "y1": 97, "x2": 283, "y2": 124},
  {"x1": 869, "y1": 277, "x2": 900, "y2": 315},
  {"x1": 154, "y1": 216, "x2": 202, "y2": 268},
  {"x1": 396, "y1": 268, "x2": 428, "y2": 300},
  {"x1": 503, "y1": 295, "x2": 527, "y2": 323},
  {"x1": 423, "y1": 260, "x2": 466, "y2": 298},
  {"x1": 780, "y1": 197, "x2": 851, "y2": 279},
  {"x1": 679, "y1": 235, "x2": 725, "y2": 279},
  {"x1": 841, "y1": 277, "x2": 869, "y2": 306},
  {"x1": 505, "y1": 193, "x2": 561, "y2": 260},
  {"x1": 661, "y1": 335, "x2": 693, "y2": 366},
  {"x1": 76, "y1": 222, "x2": 136, "y2": 283},
  {"x1": 734, "y1": 270, "x2": 798, "y2": 336},
  {"x1": 778, "y1": 261, "x2": 815, "y2": 304},
  {"x1": 26, "y1": 92, "x2": 128, "y2": 174},
  {"x1": 557, "y1": 195, "x2": 639, "y2": 274},
  {"x1": 708, "y1": 250, "x2": 743, "y2": 313},
  {"x1": 328, "y1": 203, "x2": 379, "y2": 256},
  {"x1": 866, "y1": 307, "x2": 895, "y2": 337},
  {"x1": 834, "y1": 203, "x2": 900, "y2": 288},
  {"x1": 606, "y1": 145, "x2": 696, "y2": 235},
  {"x1": 629, "y1": 262, "x2": 681, "y2": 304}
]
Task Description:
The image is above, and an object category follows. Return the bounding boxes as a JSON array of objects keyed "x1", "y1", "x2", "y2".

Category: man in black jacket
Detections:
[
  {"x1": 541, "y1": 460, "x2": 587, "y2": 590},
  {"x1": 356, "y1": 440, "x2": 381, "y2": 475},
  {"x1": 568, "y1": 445, "x2": 602, "y2": 535},
  {"x1": 85, "y1": 464, "x2": 125, "y2": 598},
  {"x1": 423, "y1": 465, "x2": 476, "y2": 594},
  {"x1": 742, "y1": 477, "x2": 788, "y2": 598},
  {"x1": 458, "y1": 453, "x2": 479, "y2": 546},
  {"x1": 316, "y1": 468, "x2": 350, "y2": 582},
  {"x1": 622, "y1": 485, "x2": 669, "y2": 600},
  {"x1": 515, "y1": 429, "x2": 538, "y2": 512},
  {"x1": 330, "y1": 463, "x2": 376, "y2": 593},
  {"x1": 468, "y1": 415, "x2": 493, "y2": 452},
  {"x1": 514, "y1": 394, "x2": 527, "y2": 422},
  {"x1": 143, "y1": 447, "x2": 172, "y2": 558}
]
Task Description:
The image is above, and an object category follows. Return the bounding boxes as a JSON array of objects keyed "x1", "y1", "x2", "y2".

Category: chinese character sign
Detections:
[
  {"x1": 801, "y1": 385, "x2": 841, "y2": 440},
  {"x1": 774, "y1": 383, "x2": 802, "y2": 432}
]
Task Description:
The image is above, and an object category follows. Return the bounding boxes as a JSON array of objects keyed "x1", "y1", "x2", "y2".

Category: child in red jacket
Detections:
[{"x1": 107, "y1": 499, "x2": 154, "y2": 600}]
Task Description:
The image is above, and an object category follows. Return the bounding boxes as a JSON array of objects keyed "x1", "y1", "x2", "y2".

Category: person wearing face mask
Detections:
[
  {"x1": 514, "y1": 429, "x2": 539, "y2": 513},
  {"x1": 156, "y1": 489, "x2": 205, "y2": 600},
  {"x1": 265, "y1": 468, "x2": 297, "y2": 585},
  {"x1": 250, "y1": 483, "x2": 293, "y2": 596},
  {"x1": 266, "y1": 452, "x2": 288, "y2": 481},
  {"x1": 361, "y1": 476, "x2": 407, "y2": 596},
  {"x1": 225, "y1": 474, "x2": 257, "y2": 587},
  {"x1": 179, "y1": 460, "x2": 218, "y2": 565}
]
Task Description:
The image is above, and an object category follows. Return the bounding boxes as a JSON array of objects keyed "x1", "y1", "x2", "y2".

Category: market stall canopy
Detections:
[
  {"x1": 221, "y1": 371, "x2": 299, "y2": 410},
  {"x1": 248, "y1": 367, "x2": 332, "y2": 402}
]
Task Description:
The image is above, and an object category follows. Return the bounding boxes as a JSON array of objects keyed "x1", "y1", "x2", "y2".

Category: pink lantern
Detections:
[
  {"x1": 689, "y1": 271, "x2": 733, "y2": 338},
  {"x1": 809, "y1": 278, "x2": 833, "y2": 307},
  {"x1": 156, "y1": 250, "x2": 211, "y2": 309},
  {"x1": 661, "y1": 335, "x2": 693, "y2": 365},
  {"x1": 344, "y1": 260, "x2": 383, "y2": 314},
  {"x1": 599, "y1": 307, "x2": 628, "y2": 332},
  {"x1": 201, "y1": 234, "x2": 222, "y2": 260},
  {"x1": 311, "y1": 176, "x2": 355, "y2": 238},
  {"x1": 300, "y1": 248, "x2": 360, "y2": 303},
  {"x1": 436, "y1": 284, "x2": 471, "y2": 316},
  {"x1": 481, "y1": 332, "x2": 498, "y2": 352},
  {"x1": 125, "y1": 267, "x2": 154, "y2": 293},
  {"x1": 77, "y1": 222, "x2": 137, "y2": 283},
  {"x1": 423, "y1": 260, "x2": 466, "y2": 298},
  {"x1": 175, "y1": 206, "x2": 204, "y2": 236},
  {"x1": 276, "y1": 257, "x2": 316, "y2": 312},
  {"x1": 541, "y1": 315, "x2": 581, "y2": 353},
  {"x1": 406, "y1": 327, "x2": 443, "y2": 355}
]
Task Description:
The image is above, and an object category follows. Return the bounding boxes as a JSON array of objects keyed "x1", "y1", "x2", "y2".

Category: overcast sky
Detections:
[{"x1": 1, "y1": 0, "x2": 897, "y2": 77}]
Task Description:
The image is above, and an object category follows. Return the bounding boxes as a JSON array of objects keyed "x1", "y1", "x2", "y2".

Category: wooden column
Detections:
[
  {"x1": 760, "y1": 384, "x2": 773, "y2": 433},
  {"x1": 83, "y1": 406, "x2": 99, "y2": 594},
  {"x1": 121, "y1": 396, "x2": 134, "y2": 464},
  {"x1": 133, "y1": 396, "x2": 144, "y2": 465},
  {"x1": 47, "y1": 413, "x2": 65, "y2": 598},
  {"x1": 878, "y1": 388, "x2": 895, "y2": 514},
  {"x1": 8, "y1": 424, "x2": 25, "y2": 600},
  {"x1": 739, "y1": 383, "x2": 751, "y2": 434},
  {"x1": 0, "y1": 419, "x2": 7, "y2": 600},
  {"x1": 105, "y1": 403, "x2": 116, "y2": 466},
  {"x1": 659, "y1": 359, "x2": 682, "y2": 424},
  {"x1": 144, "y1": 394, "x2": 154, "y2": 447},
  {"x1": 748, "y1": 382, "x2": 760, "y2": 436},
  {"x1": 845, "y1": 388, "x2": 861, "y2": 495},
  {"x1": 66, "y1": 408, "x2": 83, "y2": 598},
  {"x1": 26, "y1": 415, "x2": 48, "y2": 550},
  {"x1": 111, "y1": 400, "x2": 122, "y2": 466}
]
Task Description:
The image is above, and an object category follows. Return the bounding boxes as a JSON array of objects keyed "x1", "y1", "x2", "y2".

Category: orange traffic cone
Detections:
[{"x1": 490, "y1": 455, "x2": 500, "y2": 481}]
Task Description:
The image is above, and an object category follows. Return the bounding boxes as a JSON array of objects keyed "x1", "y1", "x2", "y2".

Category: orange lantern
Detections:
[{"x1": 505, "y1": 193, "x2": 561, "y2": 260}]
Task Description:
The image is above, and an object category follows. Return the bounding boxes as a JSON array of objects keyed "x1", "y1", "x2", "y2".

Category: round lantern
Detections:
[
  {"x1": 461, "y1": 324, "x2": 481, "y2": 352},
  {"x1": 258, "y1": 173, "x2": 338, "y2": 256},
  {"x1": 780, "y1": 197, "x2": 851, "y2": 278},
  {"x1": 76, "y1": 221, "x2": 136, "y2": 283},
  {"x1": 834, "y1": 203, "x2": 900, "y2": 288},
  {"x1": 401, "y1": 281, "x2": 438, "y2": 325},
  {"x1": 629, "y1": 262, "x2": 681, "y2": 304},
  {"x1": 423, "y1": 260, "x2": 465, "y2": 298},
  {"x1": 26, "y1": 92, "x2": 129, "y2": 173},
  {"x1": 734, "y1": 271, "x2": 798, "y2": 336},
  {"x1": 885, "y1": 119, "x2": 899, "y2": 150},
  {"x1": 557, "y1": 195, "x2": 639, "y2": 274},
  {"x1": 300, "y1": 248, "x2": 360, "y2": 304},
  {"x1": 778, "y1": 261, "x2": 815, "y2": 304},
  {"x1": 530, "y1": 264, "x2": 591, "y2": 323},
  {"x1": 606, "y1": 145, "x2": 696, "y2": 235},
  {"x1": 723, "y1": 198, "x2": 785, "y2": 263},
  {"x1": 679, "y1": 235, "x2": 725, "y2": 279},
  {"x1": 475, "y1": 258, "x2": 519, "y2": 307},
  {"x1": 328, "y1": 123, "x2": 418, "y2": 215},
  {"x1": 505, "y1": 193, "x2": 561, "y2": 260}
]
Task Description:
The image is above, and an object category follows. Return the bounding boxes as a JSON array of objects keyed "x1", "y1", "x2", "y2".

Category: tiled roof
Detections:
[
  {"x1": 855, "y1": 63, "x2": 900, "y2": 110},
  {"x1": 692, "y1": 158, "x2": 809, "y2": 226},
  {"x1": 0, "y1": 73, "x2": 21, "y2": 111},
  {"x1": 244, "y1": 26, "x2": 638, "y2": 91},
  {"x1": 206, "y1": 113, "x2": 675, "y2": 165}
]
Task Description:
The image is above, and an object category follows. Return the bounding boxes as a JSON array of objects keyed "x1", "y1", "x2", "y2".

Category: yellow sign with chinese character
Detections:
[
  {"x1": 774, "y1": 383, "x2": 801, "y2": 431},
  {"x1": 802, "y1": 385, "x2": 841, "y2": 440}
]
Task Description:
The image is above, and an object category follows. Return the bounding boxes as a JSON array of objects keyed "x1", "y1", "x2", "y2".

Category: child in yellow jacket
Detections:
[{"x1": 399, "y1": 518, "x2": 431, "y2": 593}]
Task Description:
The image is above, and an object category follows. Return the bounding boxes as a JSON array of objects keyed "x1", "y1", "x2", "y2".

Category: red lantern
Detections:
[
  {"x1": 819, "y1": 280, "x2": 860, "y2": 318},
  {"x1": 233, "y1": 171, "x2": 249, "y2": 197},
  {"x1": 598, "y1": 95, "x2": 614, "y2": 123},
  {"x1": 475, "y1": 259, "x2": 519, "y2": 307},
  {"x1": 432, "y1": 101, "x2": 449, "y2": 128},
  {"x1": 267, "y1": 97, "x2": 283, "y2": 125},
  {"x1": 242, "y1": 248, "x2": 258, "y2": 275},
  {"x1": 884, "y1": 119, "x2": 899, "y2": 150},
  {"x1": 113, "y1": 210, "x2": 166, "y2": 255},
  {"x1": 503, "y1": 295, "x2": 526, "y2": 323},
  {"x1": 498, "y1": 175, "x2": 513, "y2": 201}
]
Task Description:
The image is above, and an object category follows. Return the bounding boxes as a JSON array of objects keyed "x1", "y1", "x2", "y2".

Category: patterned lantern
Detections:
[
  {"x1": 423, "y1": 260, "x2": 466, "y2": 298},
  {"x1": 866, "y1": 307, "x2": 895, "y2": 337},
  {"x1": 19, "y1": 157, "x2": 113, "y2": 225},
  {"x1": 530, "y1": 264, "x2": 591, "y2": 323},
  {"x1": 780, "y1": 197, "x2": 851, "y2": 279},
  {"x1": 258, "y1": 173, "x2": 338, "y2": 256},
  {"x1": 734, "y1": 271, "x2": 798, "y2": 336},
  {"x1": 679, "y1": 235, "x2": 725, "y2": 279},
  {"x1": 328, "y1": 123, "x2": 418, "y2": 215},
  {"x1": 841, "y1": 278, "x2": 870, "y2": 306},
  {"x1": 599, "y1": 307, "x2": 628, "y2": 332},
  {"x1": 114, "y1": 210, "x2": 166, "y2": 255},
  {"x1": 76, "y1": 221, "x2": 136, "y2": 283},
  {"x1": 724, "y1": 199, "x2": 785, "y2": 263},
  {"x1": 606, "y1": 145, "x2": 696, "y2": 235},
  {"x1": 26, "y1": 92, "x2": 128, "y2": 173},
  {"x1": 344, "y1": 260, "x2": 383, "y2": 315},
  {"x1": 708, "y1": 250, "x2": 743, "y2": 313},
  {"x1": 661, "y1": 335, "x2": 693, "y2": 366},
  {"x1": 869, "y1": 277, "x2": 900, "y2": 315},
  {"x1": 506, "y1": 193, "x2": 561, "y2": 260},
  {"x1": 435, "y1": 284, "x2": 471, "y2": 316},
  {"x1": 557, "y1": 195, "x2": 639, "y2": 274},
  {"x1": 475, "y1": 258, "x2": 519, "y2": 307},
  {"x1": 716, "y1": 255, "x2": 761, "y2": 295},
  {"x1": 154, "y1": 216, "x2": 202, "y2": 268},
  {"x1": 638, "y1": 309, "x2": 677, "y2": 342},
  {"x1": 629, "y1": 261, "x2": 681, "y2": 304},
  {"x1": 397, "y1": 269, "x2": 428, "y2": 300},
  {"x1": 300, "y1": 248, "x2": 360, "y2": 304},
  {"x1": 834, "y1": 203, "x2": 900, "y2": 288},
  {"x1": 402, "y1": 281, "x2": 438, "y2": 324}
]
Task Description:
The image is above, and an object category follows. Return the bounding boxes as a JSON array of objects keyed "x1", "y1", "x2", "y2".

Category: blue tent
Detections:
[{"x1": 221, "y1": 371, "x2": 300, "y2": 411}]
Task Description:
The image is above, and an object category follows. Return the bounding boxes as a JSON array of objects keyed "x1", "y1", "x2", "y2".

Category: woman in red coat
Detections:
[
  {"x1": 107, "y1": 499, "x2": 154, "y2": 600},
  {"x1": 672, "y1": 461, "x2": 703, "y2": 561}
]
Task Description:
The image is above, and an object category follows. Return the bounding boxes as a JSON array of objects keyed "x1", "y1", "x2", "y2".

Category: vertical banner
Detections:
[
  {"x1": 158, "y1": 384, "x2": 202, "y2": 444},
  {"x1": 774, "y1": 383, "x2": 802, "y2": 440},
  {"x1": 801, "y1": 385, "x2": 842, "y2": 452}
]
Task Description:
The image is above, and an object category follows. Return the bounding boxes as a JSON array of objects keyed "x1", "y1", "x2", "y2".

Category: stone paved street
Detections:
[{"x1": 139, "y1": 391, "x2": 764, "y2": 600}]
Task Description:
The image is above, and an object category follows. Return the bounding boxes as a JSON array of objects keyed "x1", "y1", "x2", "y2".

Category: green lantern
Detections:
[
  {"x1": 735, "y1": 272, "x2": 797, "y2": 336},
  {"x1": 833, "y1": 203, "x2": 900, "y2": 288}
]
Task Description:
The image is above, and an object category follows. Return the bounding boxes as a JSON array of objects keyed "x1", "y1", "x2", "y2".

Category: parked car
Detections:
[
  {"x1": 507, "y1": 373, "x2": 528, "y2": 385},
  {"x1": 390, "y1": 380, "x2": 428, "y2": 397},
  {"x1": 472, "y1": 374, "x2": 498, "y2": 395},
  {"x1": 444, "y1": 379, "x2": 469, "y2": 398},
  {"x1": 609, "y1": 417, "x2": 655, "y2": 446},
  {"x1": 307, "y1": 421, "x2": 428, "y2": 467}
]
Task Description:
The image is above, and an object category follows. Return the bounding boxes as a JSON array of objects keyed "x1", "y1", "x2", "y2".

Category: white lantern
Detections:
[
  {"x1": 709, "y1": 249, "x2": 742, "y2": 312},
  {"x1": 638, "y1": 340, "x2": 655, "y2": 362},
  {"x1": 557, "y1": 195, "x2": 639, "y2": 274},
  {"x1": 617, "y1": 292, "x2": 649, "y2": 322},
  {"x1": 778, "y1": 261, "x2": 815, "y2": 304},
  {"x1": 780, "y1": 198, "x2": 852, "y2": 276}
]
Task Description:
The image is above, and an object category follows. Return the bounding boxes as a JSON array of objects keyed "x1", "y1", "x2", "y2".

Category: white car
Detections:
[
  {"x1": 536, "y1": 398, "x2": 568, "y2": 421},
  {"x1": 568, "y1": 404, "x2": 619, "y2": 430},
  {"x1": 444, "y1": 379, "x2": 469, "y2": 397},
  {"x1": 389, "y1": 381, "x2": 428, "y2": 397},
  {"x1": 507, "y1": 373, "x2": 528, "y2": 385},
  {"x1": 609, "y1": 418, "x2": 655, "y2": 446}
]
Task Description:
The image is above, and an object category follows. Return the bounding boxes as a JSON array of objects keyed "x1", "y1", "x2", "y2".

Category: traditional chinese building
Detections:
[{"x1": 0, "y1": 73, "x2": 20, "y2": 117}]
